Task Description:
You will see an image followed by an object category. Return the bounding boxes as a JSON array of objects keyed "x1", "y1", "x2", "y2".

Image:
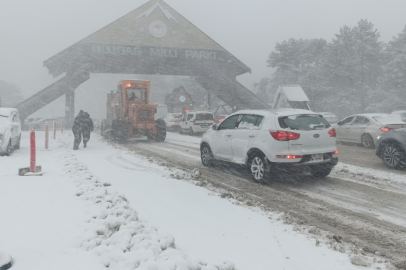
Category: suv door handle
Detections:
[
  {"x1": 249, "y1": 135, "x2": 255, "y2": 138},
  {"x1": 226, "y1": 134, "x2": 232, "y2": 137}
]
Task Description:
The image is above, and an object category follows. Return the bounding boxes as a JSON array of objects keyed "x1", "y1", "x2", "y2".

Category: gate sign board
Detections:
[
  {"x1": 44, "y1": 0, "x2": 251, "y2": 78},
  {"x1": 18, "y1": 0, "x2": 268, "y2": 126}
]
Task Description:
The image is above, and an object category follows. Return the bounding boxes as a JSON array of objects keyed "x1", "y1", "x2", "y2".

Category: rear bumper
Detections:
[{"x1": 271, "y1": 156, "x2": 338, "y2": 172}]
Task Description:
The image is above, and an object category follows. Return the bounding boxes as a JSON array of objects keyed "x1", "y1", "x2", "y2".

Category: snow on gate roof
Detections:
[
  {"x1": 43, "y1": 0, "x2": 251, "y2": 78},
  {"x1": 278, "y1": 85, "x2": 310, "y2": 102}
]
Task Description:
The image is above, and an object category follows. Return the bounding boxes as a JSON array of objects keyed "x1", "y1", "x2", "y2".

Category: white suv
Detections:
[
  {"x1": 180, "y1": 111, "x2": 214, "y2": 135},
  {"x1": 200, "y1": 109, "x2": 338, "y2": 182}
]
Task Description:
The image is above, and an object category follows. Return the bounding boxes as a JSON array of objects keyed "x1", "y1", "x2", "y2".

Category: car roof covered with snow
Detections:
[
  {"x1": 0, "y1": 108, "x2": 18, "y2": 117},
  {"x1": 343, "y1": 113, "x2": 406, "y2": 124},
  {"x1": 187, "y1": 111, "x2": 214, "y2": 114},
  {"x1": 347, "y1": 113, "x2": 389, "y2": 118},
  {"x1": 318, "y1": 112, "x2": 337, "y2": 116},
  {"x1": 233, "y1": 108, "x2": 320, "y2": 117}
]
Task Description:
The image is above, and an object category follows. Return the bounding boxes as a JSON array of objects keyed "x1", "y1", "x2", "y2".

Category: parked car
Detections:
[
  {"x1": 162, "y1": 113, "x2": 183, "y2": 130},
  {"x1": 214, "y1": 114, "x2": 229, "y2": 124},
  {"x1": 180, "y1": 111, "x2": 214, "y2": 135},
  {"x1": 375, "y1": 129, "x2": 406, "y2": 169},
  {"x1": 318, "y1": 112, "x2": 339, "y2": 124},
  {"x1": 0, "y1": 108, "x2": 21, "y2": 155},
  {"x1": 334, "y1": 114, "x2": 406, "y2": 148},
  {"x1": 200, "y1": 109, "x2": 338, "y2": 182},
  {"x1": 391, "y1": 110, "x2": 406, "y2": 122}
]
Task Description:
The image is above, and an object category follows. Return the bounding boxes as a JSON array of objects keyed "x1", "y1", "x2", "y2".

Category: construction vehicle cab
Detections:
[{"x1": 101, "y1": 80, "x2": 166, "y2": 142}]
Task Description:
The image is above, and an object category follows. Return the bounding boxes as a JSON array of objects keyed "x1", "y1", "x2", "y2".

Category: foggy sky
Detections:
[{"x1": 1, "y1": 0, "x2": 406, "y2": 107}]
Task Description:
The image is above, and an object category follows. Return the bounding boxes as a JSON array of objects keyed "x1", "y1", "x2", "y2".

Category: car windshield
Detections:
[
  {"x1": 0, "y1": 116, "x2": 8, "y2": 126},
  {"x1": 373, "y1": 116, "x2": 406, "y2": 124},
  {"x1": 126, "y1": 88, "x2": 147, "y2": 102},
  {"x1": 279, "y1": 114, "x2": 331, "y2": 130},
  {"x1": 196, "y1": 113, "x2": 213, "y2": 120}
]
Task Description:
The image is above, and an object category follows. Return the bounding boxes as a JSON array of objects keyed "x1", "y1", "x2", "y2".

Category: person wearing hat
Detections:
[
  {"x1": 82, "y1": 112, "x2": 94, "y2": 148},
  {"x1": 72, "y1": 110, "x2": 85, "y2": 150}
]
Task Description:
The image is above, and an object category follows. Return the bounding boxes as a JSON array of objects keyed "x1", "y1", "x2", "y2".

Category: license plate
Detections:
[{"x1": 311, "y1": 154, "x2": 324, "y2": 161}]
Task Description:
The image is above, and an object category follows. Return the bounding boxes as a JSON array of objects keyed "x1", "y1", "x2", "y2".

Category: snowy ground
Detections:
[{"x1": 0, "y1": 131, "x2": 387, "y2": 269}]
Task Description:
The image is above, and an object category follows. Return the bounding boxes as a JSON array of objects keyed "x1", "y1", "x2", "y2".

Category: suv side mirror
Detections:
[
  {"x1": 212, "y1": 124, "x2": 217, "y2": 130},
  {"x1": 337, "y1": 121, "x2": 343, "y2": 126}
]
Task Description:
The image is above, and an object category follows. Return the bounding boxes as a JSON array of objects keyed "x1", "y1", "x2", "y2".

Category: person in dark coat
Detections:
[
  {"x1": 72, "y1": 110, "x2": 85, "y2": 150},
  {"x1": 82, "y1": 112, "x2": 94, "y2": 148}
]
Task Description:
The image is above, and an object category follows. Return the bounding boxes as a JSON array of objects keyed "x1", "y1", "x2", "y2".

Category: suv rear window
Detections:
[
  {"x1": 196, "y1": 113, "x2": 213, "y2": 120},
  {"x1": 279, "y1": 114, "x2": 331, "y2": 130}
]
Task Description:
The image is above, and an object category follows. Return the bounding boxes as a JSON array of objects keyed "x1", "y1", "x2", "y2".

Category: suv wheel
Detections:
[
  {"x1": 189, "y1": 127, "x2": 194, "y2": 136},
  {"x1": 201, "y1": 144, "x2": 214, "y2": 167},
  {"x1": 382, "y1": 143, "x2": 405, "y2": 169},
  {"x1": 361, "y1": 133, "x2": 375, "y2": 148},
  {"x1": 155, "y1": 119, "x2": 166, "y2": 142},
  {"x1": 310, "y1": 167, "x2": 332, "y2": 177},
  {"x1": 249, "y1": 153, "x2": 267, "y2": 183}
]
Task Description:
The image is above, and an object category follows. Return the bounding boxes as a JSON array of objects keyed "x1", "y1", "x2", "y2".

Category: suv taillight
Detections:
[
  {"x1": 270, "y1": 130, "x2": 300, "y2": 141},
  {"x1": 328, "y1": 128, "x2": 336, "y2": 137},
  {"x1": 380, "y1": 127, "x2": 393, "y2": 132},
  {"x1": 193, "y1": 121, "x2": 196, "y2": 125}
]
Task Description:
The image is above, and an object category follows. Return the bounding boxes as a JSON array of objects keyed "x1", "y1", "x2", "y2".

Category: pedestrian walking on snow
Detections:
[
  {"x1": 82, "y1": 112, "x2": 94, "y2": 148},
  {"x1": 72, "y1": 110, "x2": 85, "y2": 150}
]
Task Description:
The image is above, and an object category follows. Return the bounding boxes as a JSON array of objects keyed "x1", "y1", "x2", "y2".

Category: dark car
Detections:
[
  {"x1": 375, "y1": 129, "x2": 406, "y2": 169},
  {"x1": 214, "y1": 114, "x2": 228, "y2": 124}
]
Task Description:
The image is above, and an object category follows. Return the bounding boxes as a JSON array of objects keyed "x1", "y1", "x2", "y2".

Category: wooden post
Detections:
[
  {"x1": 45, "y1": 122, "x2": 49, "y2": 150},
  {"x1": 30, "y1": 129, "x2": 36, "y2": 173}
]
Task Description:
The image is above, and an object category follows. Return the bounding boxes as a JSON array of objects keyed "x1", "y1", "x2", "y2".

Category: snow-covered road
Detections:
[
  {"x1": 0, "y1": 131, "x2": 385, "y2": 270},
  {"x1": 123, "y1": 132, "x2": 406, "y2": 269}
]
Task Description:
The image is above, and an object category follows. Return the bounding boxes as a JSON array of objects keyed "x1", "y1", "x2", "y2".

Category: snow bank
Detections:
[
  {"x1": 62, "y1": 152, "x2": 235, "y2": 270},
  {"x1": 1, "y1": 131, "x2": 387, "y2": 270}
]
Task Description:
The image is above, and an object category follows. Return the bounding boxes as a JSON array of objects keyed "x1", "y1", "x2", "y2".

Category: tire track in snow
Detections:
[{"x1": 118, "y1": 139, "x2": 406, "y2": 269}]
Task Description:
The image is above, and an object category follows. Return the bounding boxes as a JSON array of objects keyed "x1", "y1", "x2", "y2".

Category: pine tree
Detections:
[
  {"x1": 378, "y1": 25, "x2": 406, "y2": 111},
  {"x1": 321, "y1": 20, "x2": 383, "y2": 114}
]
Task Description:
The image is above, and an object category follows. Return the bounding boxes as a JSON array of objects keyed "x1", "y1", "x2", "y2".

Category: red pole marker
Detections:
[
  {"x1": 61, "y1": 119, "x2": 64, "y2": 133},
  {"x1": 53, "y1": 120, "x2": 56, "y2": 139},
  {"x1": 30, "y1": 129, "x2": 36, "y2": 173},
  {"x1": 45, "y1": 122, "x2": 49, "y2": 150}
]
